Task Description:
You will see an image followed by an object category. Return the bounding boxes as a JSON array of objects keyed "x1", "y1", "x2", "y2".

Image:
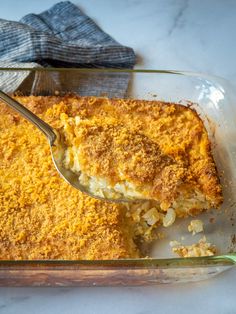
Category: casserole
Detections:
[{"x1": 0, "y1": 68, "x2": 235, "y2": 286}]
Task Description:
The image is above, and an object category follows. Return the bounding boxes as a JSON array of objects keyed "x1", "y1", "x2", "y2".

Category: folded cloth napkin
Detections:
[
  {"x1": 0, "y1": 1, "x2": 136, "y2": 94},
  {"x1": 0, "y1": 1, "x2": 135, "y2": 68}
]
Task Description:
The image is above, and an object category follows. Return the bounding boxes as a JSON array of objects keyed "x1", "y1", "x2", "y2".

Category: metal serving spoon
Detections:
[{"x1": 0, "y1": 90, "x2": 129, "y2": 203}]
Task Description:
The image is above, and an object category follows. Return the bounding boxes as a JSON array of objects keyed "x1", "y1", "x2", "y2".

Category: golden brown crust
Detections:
[
  {"x1": 59, "y1": 96, "x2": 223, "y2": 207},
  {"x1": 0, "y1": 96, "x2": 139, "y2": 260},
  {"x1": 0, "y1": 95, "x2": 223, "y2": 260}
]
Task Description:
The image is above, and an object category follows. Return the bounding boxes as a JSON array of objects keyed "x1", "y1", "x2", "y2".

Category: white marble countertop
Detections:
[{"x1": 1, "y1": 0, "x2": 236, "y2": 313}]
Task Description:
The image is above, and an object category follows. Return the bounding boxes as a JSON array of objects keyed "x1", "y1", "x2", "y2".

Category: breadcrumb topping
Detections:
[
  {"x1": 60, "y1": 96, "x2": 223, "y2": 210},
  {"x1": 0, "y1": 95, "x2": 223, "y2": 260},
  {"x1": 0, "y1": 96, "x2": 140, "y2": 260}
]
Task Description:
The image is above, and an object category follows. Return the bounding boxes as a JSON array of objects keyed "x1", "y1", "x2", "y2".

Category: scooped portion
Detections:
[
  {"x1": 60, "y1": 97, "x2": 223, "y2": 215},
  {"x1": 62, "y1": 115, "x2": 179, "y2": 201}
]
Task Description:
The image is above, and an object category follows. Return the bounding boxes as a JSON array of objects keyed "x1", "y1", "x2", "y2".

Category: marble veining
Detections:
[{"x1": 167, "y1": 0, "x2": 189, "y2": 36}]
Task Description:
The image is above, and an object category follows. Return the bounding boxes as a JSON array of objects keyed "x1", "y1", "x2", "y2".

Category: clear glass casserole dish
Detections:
[{"x1": 0, "y1": 68, "x2": 235, "y2": 286}]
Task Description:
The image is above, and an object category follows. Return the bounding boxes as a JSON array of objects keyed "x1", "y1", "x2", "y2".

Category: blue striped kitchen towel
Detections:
[{"x1": 0, "y1": 1, "x2": 136, "y2": 95}]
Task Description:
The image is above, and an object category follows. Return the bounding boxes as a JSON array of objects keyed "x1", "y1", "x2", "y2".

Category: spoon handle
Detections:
[{"x1": 0, "y1": 90, "x2": 56, "y2": 144}]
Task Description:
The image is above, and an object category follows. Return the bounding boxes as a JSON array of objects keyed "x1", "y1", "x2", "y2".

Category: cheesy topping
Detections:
[
  {"x1": 59, "y1": 96, "x2": 222, "y2": 212},
  {"x1": 0, "y1": 95, "x2": 223, "y2": 260}
]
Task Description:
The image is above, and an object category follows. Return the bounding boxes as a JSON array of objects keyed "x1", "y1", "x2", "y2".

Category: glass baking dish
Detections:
[{"x1": 0, "y1": 68, "x2": 236, "y2": 286}]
